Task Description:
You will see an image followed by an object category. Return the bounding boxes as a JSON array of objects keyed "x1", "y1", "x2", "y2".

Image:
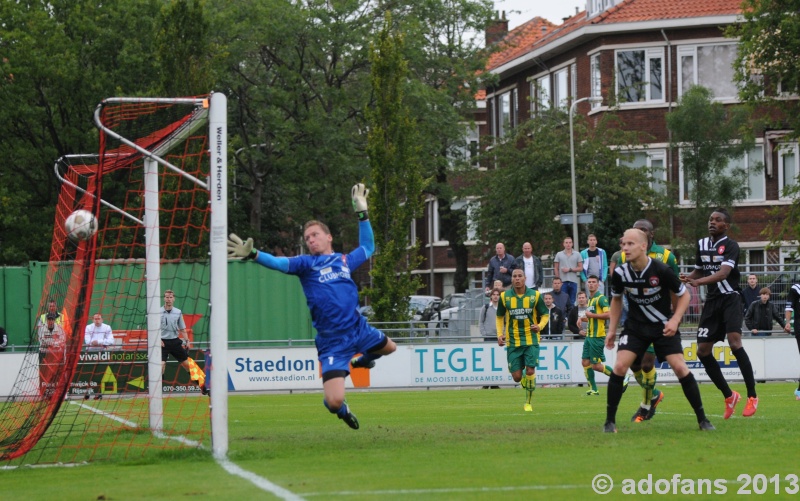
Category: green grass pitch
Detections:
[{"x1": 2, "y1": 382, "x2": 800, "y2": 500}]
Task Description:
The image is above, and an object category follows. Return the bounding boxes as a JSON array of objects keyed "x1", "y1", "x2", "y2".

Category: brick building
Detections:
[{"x1": 413, "y1": 0, "x2": 798, "y2": 298}]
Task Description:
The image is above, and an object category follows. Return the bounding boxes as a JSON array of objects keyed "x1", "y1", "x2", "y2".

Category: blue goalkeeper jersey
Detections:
[
  {"x1": 253, "y1": 220, "x2": 374, "y2": 338},
  {"x1": 287, "y1": 248, "x2": 367, "y2": 337}
]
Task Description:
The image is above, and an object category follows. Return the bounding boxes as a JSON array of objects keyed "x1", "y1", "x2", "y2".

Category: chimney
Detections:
[{"x1": 485, "y1": 11, "x2": 509, "y2": 46}]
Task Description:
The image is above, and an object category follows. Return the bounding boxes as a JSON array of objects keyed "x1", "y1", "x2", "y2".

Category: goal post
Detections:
[{"x1": 0, "y1": 93, "x2": 228, "y2": 465}]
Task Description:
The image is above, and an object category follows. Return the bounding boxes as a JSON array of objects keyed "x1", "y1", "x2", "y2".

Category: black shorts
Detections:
[
  {"x1": 618, "y1": 321, "x2": 684, "y2": 362},
  {"x1": 696, "y1": 293, "x2": 743, "y2": 344},
  {"x1": 161, "y1": 337, "x2": 189, "y2": 363}
]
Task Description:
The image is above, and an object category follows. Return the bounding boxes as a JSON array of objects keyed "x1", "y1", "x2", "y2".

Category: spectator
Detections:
[
  {"x1": 484, "y1": 243, "x2": 515, "y2": 293},
  {"x1": 568, "y1": 291, "x2": 589, "y2": 338},
  {"x1": 744, "y1": 287, "x2": 785, "y2": 336},
  {"x1": 515, "y1": 242, "x2": 543, "y2": 291},
  {"x1": 0, "y1": 326, "x2": 7, "y2": 352},
  {"x1": 541, "y1": 292, "x2": 565, "y2": 339},
  {"x1": 550, "y1": 277, "x2": 572, "y2": 317},
  {"x1": 580, "y1": 234, "x2": 608, "y2": 296},
  {"x1": 741, "y1": 274, "x2": 760, "y2": 315},
  {"x1": 485, "y1": 279, "x2": 503, "y2": 298},
  {"x1": 554, "y1": 237, "x2": 582, "y2": 305},
  {"x1": 37, "y1": 300, "x2": 62, "y2": 328},
  {"x1": 38, "y1": 313, "x2": 66, "y2": 353},
  {"x1": 84, "y1": 313, "x2": 115, "y2": 350},
  {"x1": 607, "y1": 237, "x2": 623, "y2": 279},
  {"x1": 480, "y1": 288, "x2": 503, "y2": 389},
  {"x1": 480, "y1": 288, "x2": 502, "y2": 342}
]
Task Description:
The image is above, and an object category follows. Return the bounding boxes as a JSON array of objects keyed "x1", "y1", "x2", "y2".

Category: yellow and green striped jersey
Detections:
[
  {"x1": 496, "y1": 287, "x2": 549, "y2": 347},
  {"x1": 586, "y1": 291, "x2": 609, "y2": 338}
]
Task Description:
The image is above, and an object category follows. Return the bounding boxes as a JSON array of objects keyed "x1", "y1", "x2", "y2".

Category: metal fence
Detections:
[{"x1": 423, "y1": 266, "x2": 799, "y2": 341}]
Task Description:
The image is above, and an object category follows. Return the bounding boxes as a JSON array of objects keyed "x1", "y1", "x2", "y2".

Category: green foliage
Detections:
[
  {"x1": 363, "y1": 14, "x2": 425, "y2": 322},
  {"x1": 0, "y1": 0, "x2": 204, "y2": 264},
  {"x1": 730, "y1": 0, "x2": 800, "y2": 250},
  {"x1": 157, "y1": 0, "x2": 214, "y2": 96},
  {"x1": 665, "y1": 85, "x2": 755, "y2": 247},
  {"x1": 471, "y1": 108, "x2": 657, "y2": 256},
  {"x1": 729, "y1": 0, "x2": 800, "y2": 126}
]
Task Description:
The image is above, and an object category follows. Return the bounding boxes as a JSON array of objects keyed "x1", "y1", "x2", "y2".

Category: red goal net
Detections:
[{"x1": 0, "y1": 97, "x2": 217, "y2": 465}]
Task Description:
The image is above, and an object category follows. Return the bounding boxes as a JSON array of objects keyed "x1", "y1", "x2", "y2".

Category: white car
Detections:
[
  {"x1": 408, "y1": 295, "x2": 440, "y2": 321},
  {"x1": 427, "y1": 293, "x2": 468, "y2": 332}
]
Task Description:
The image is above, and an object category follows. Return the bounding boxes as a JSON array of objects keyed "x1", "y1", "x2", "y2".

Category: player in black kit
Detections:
[
  {"x1": 680, "y1": 208, "x2": 758, "y2": 419},
  {"x1": 603, "y1": 228, "x2": 713, "y2": 433}
]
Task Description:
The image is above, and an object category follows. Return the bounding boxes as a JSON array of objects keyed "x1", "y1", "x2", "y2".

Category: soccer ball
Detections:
[{"x1": 64, "y1": 209, "x2": 98, "y2": 241}]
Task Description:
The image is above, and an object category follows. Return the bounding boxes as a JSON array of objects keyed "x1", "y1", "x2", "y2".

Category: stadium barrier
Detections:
[{"x1": 2, "y1": 336, "x2": 796, "y2": 396}]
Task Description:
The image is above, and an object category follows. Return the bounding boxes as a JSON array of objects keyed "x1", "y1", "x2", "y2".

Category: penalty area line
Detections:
[
  {"x1": 302, "y1": 484, "x2": 586, "y2": 497},
  {"x1": 216, "y1": 457, "x2": 305, "y2": 501}
]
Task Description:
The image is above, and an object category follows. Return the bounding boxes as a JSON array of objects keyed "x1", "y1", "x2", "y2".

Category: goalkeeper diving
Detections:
[{"x1": 227, "y1": 183, "x2": 396, "y2": 430}]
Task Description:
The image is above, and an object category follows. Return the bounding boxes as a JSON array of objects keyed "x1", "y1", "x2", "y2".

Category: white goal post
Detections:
[{"x1": 93, "y1": 93, "x2": 229, "y2": 458}]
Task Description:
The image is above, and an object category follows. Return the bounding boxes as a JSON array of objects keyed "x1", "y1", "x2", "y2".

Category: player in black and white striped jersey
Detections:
[
  {"x1": 680, "y1": 208, "x2": 758, "y2": 419},
  {"x1": 603, "y1": 228, "x2": 713, "y2": 433}
]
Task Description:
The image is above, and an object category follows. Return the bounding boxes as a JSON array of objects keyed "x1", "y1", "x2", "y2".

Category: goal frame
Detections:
[{"x1": 92, "y1": 93, "x2": 229, "y2": 458}]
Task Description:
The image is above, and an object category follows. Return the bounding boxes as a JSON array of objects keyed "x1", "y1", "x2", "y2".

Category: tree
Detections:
[
  {"x1": 363, "y1": 14, "x2": 426, "y2": 322},
  {"x1": 209, "y1": 0, "x2": 378, "y2": 255},
  {"x1": 0, "y1": 0, "x2": 208, "y2": 264},
  {"x1": 471, "y1": 108, "x2": 656, "y2": 259},
  {"x1": 665, "y1": 85, "x2": 755, "y2": 247},
  {"x1": 393, "y1": 0, "x2": 495, "y2": 292},
  {"x1": 730, "y1": 0, "x2": 800, "y2": 250}
]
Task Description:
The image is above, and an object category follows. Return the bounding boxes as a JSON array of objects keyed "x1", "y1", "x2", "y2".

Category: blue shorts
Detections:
[{"x1": 315, "y1": 320, "x2": 386, "y2": 375}]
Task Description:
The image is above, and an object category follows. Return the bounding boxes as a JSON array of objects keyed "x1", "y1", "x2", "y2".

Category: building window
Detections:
[
  {"x1": 552, "y1": 68, "x2": 569, "y2": 110},
  {"x1": 456, "y1": 123, "x2": 481, "y2": 168},
  {"x1": 426, "y1": 198, "x2": 442, "y2": 244},
  {"x1": 534, "y1": 75, "x2": 550, "y2": 114},
  {"x1": 618, "y1": 149, "x2": 666, "y2": 194},
  {"x1": 678, "y1": 43, "x2": 738, "y2": 100},
  {"x1": 465, "y1": 200, "x2": 479, "y2": 243},
  {"x1": 495, "y1": 89, "x2": 517, "y2": 138},
  {"x1": 727, "y1": 146, "x2": 765, "y2": 201},
  {"x1": 571, "y1": 63, "x2": 577, "y2": 104},
  {"x1": 680, "y1": 145, "x2": 764, "y2": 204},
  {"x1": 779, "y1": 143, "x2": 799, "y2": 199},
  {"x1": 590, "y1": 54, "x2": 602, "y2": 109},
  {"x1": 616, "y1": 48, "x2": 663, "y2": 104}
]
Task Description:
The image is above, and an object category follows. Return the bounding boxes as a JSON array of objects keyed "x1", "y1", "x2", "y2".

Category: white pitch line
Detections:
[
  {"x1": 71, "y1": 400, "x2": 139, "y2": 428},
  {"x1": 73, "y1": 401, "x2": 302, "y2": 499},
  {"x1": 215, "y1": 457, "x2": 305, "y2": 501},
  {"x1": 303, "y1": 484, "x2": 585, "y2": 497}
]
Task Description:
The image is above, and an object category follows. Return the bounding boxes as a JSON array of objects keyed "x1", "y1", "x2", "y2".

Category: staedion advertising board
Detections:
[{"x1": 0, "y1": 338, "x2": 790, "y2": 395}]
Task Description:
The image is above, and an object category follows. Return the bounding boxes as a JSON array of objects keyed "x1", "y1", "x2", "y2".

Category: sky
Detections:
[{"x1": 493, "y1": 0, "x2": 584, "y2": 29}]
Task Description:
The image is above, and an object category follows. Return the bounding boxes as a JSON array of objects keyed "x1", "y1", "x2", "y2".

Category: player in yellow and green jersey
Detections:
[
  {"x1": 618, "y1": 219, "x2": 678, "y2": 421},
  {"x1": 581, "y1": 275, "x2": 628, "y2": 395},
  {"x1": 496, "y1": 268, "x2": 549, "y2": 412}
]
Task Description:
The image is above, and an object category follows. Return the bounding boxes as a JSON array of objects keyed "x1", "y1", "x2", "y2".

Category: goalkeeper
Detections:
[{"x1": 227, "y1": 183, "x2": 396, "y2": 430}]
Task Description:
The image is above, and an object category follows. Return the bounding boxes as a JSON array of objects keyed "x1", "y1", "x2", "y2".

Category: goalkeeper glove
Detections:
[
  {"x1": 227, "y1": 233, "x2": 257, "y2": 260},
  {"x1": 351, "y1": 183, "x2": 369, "y2": 221}
]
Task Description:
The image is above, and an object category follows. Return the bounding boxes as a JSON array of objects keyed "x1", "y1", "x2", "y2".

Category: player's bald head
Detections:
[{"x1": 624, "y1": 228, "x2": 648, "y2": 245}]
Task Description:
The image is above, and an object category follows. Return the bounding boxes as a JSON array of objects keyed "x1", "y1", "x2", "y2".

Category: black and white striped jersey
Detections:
[
  {"x1": 611, "y1": 258, "x2": 687, "y2": 325},
  {"x1": 693, "y1": 236, "x2": 741, "y2": 300}
]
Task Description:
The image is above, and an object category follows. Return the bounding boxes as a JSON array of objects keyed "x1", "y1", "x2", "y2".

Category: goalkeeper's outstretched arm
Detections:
[{"x1": 227, "y1": 233, "x2": 289, "y2": 272}]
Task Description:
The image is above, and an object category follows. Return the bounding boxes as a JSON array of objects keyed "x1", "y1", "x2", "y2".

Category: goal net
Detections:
[{"x1": 0, "y1": 94, "x2": 228, "y2": 465}]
